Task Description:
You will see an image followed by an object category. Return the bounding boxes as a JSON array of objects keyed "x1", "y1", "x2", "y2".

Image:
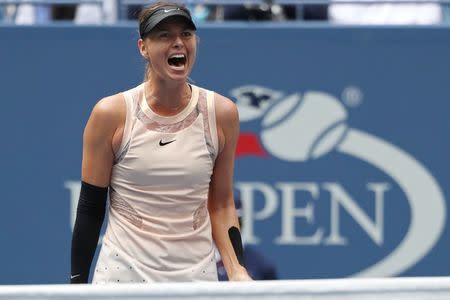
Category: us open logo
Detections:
[{"x1": 232, "y1": 85, "x2": 446, "y2": 278}]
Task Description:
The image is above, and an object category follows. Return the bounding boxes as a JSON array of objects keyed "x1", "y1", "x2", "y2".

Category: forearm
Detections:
[
  {"x1": 71, "y1": 214, "x2": 104, "y2": 283},
  {"x1": 209, "y1": 206, "x2": 248, "y2": 280},
  {"x1": 70, "y1": 181, "x2": 107, "y2": 283}
]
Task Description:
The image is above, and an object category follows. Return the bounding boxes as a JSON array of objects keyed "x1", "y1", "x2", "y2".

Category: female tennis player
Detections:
[{"x1": 70, "y1": 1, "x2": 251, "y2": 283}]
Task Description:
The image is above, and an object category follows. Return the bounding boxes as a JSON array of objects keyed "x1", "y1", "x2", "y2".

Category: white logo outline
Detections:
[{"x1": 234, "y1": 85, "x2": 446, "y2": 277}]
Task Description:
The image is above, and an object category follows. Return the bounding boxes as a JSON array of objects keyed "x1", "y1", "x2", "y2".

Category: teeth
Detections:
[{"x1": 170, "y1": 54, "x2": 185, "y2": 59}]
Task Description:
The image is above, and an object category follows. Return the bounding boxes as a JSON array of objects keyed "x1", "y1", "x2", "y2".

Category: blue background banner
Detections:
[{"x1": 0, "y1": 24, "x2": 449, "y2": 283}]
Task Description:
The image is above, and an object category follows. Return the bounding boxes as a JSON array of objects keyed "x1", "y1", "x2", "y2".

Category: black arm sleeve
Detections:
[
  {"x1": 228, "y1": 226, "x2": 245, "y2": 267},
  {"x1": 70, "y1": 181, "x2": 108, "y2": 284}
]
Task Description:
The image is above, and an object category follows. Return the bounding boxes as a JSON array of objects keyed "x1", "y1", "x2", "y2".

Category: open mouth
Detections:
[{"x1": 168, "y1": 54, "x2": 186, "y2": 68}]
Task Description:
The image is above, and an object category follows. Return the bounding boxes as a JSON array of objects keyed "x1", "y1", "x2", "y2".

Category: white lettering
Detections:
[
  {"x1": 322, "y1": 182, "x2": 390, "y2": 246},
  {"x1": 235, "y1": 181, "x2": 390, "y2": 246},
  {"x1": 65, "y1": 179, "x2": 390, "y2": 248},
  {"x1": 275, "y1": 183, "x2": 324, "y2": 245},
  {"x1": 235, "y1": 182, "x2": 279, "y2": 244}
]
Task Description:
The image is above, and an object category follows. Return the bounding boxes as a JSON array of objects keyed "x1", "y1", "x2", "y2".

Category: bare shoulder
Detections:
[
  {"x1": 213, "y1": 92, "x2": 239, "y2": 154},
  {"x1": 91, "y1": 93, "x2": 126, "y2": 123},
  {"x1": 82, "y1": 93, "x2": 125, "y2": 186},
  {"x1": 214, "y1": 92, "x2": 239, "y2": 125},
  {"x1": 87, "y1": 93, "x2": 126, "y2": 132}
]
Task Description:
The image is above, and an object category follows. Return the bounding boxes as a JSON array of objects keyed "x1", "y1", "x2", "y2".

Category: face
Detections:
[{"x1": 138, "y1": 16, "x2": 197, "y2": 83}]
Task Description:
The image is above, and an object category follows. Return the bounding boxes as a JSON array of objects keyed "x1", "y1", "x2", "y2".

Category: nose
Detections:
[{"x1": 173, "y1": 35, "x2": 183, "y2": 49}]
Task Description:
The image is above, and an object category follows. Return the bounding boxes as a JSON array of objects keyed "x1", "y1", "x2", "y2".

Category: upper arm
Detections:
[
  {"x1": 81, "y1": 94, "x2": 125, "y2": 187},
  {"x1": 209, "y1": 93, "x2": 240, "y2": 208}
]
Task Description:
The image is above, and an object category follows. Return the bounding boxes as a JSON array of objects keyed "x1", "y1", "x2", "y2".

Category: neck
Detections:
[{"x1": 145, "y1": 79, "x2": 191, "y2": 116}]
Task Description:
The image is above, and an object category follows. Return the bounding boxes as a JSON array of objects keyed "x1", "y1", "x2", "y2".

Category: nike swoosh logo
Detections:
[
  {"x1": 70, "y1": 274, "x2": 80, "y2": 279},
  {"x1": 164, "y1": 8, "x2": 178, "y2": 13},
  {"x1": 159, "y1": 139, "x2": 176, "y2": 146}
]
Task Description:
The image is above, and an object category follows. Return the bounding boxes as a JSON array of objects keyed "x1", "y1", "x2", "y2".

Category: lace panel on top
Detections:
[{"x1": 135, "y1": 88, "x2": 217, "y2": 160}]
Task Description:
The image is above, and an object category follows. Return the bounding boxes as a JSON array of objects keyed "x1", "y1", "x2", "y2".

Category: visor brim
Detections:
[{"x1": 141, "y1": 8, "x2": 196, "y2": 38}]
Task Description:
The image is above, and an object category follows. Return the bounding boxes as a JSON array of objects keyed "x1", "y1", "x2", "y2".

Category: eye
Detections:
[
  {"x1": 182, "y1": 30, "x2": 193, "y2": 38},
  {"x1": 157, "y1": 31, "x2": 169, "y2": 38}
]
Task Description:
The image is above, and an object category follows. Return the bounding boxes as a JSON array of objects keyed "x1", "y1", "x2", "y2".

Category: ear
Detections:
[{"x1": 138, "y1": 39, "x2": 148, "y2": 59}]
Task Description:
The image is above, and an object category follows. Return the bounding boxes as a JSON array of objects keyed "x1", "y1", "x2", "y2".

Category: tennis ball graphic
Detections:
[{"x1": 260, "y1": 91, "x2": 348, "y2": 161}]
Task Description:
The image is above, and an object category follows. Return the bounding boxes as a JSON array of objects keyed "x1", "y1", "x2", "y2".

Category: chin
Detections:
[
  {"x1": 168, "y1": 71, "x2": 190, "y2": 82},
  {"x1": 168, "y1": 75, "x2": 188, "y2": 83}
]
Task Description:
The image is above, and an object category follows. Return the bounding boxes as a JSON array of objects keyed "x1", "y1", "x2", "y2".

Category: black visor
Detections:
[{"x1": 140, "y1": 6, "x2": 197, "y2": 39}]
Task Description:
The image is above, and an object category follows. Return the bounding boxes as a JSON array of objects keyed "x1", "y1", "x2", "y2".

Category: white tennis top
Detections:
[{"x1": 93, "y1": 83, "x2": 219, "y2": 283}]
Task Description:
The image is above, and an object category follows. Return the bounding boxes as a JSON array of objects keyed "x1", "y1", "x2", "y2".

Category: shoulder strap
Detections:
[
  {"x1": 114, "y1": 84, "x2": 141, "y2": 164},
  {"x1": 206, "y1": 90, "x2": 219, "y2": 157}
]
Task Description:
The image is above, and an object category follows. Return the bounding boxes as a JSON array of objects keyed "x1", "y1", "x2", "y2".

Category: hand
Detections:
[{"x1": 228, "y1": 269, "x2": 253, "y2": 281}]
